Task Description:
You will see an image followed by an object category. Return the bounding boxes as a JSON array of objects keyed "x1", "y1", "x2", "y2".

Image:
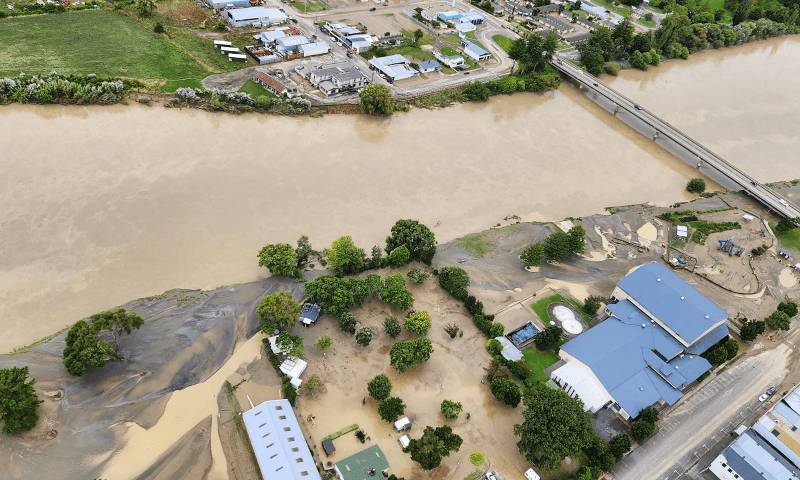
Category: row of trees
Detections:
[
  {"x1": 257, "y1": 220, "x2": 437, "y2": 278},
  {"x1": 521, "y1": 225, "x2": 586, "y2": 267},
  {"x1": 740, "y1": 301, "x2": 797, "y2": 342},
  {"x1": 0, "y1": 73, "x2": 131, "y2": 105}
]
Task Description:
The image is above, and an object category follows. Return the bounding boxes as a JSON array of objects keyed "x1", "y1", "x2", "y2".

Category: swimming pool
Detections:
[{"x1": 508, "y1": 322, "x2": 540, "y2": 346}]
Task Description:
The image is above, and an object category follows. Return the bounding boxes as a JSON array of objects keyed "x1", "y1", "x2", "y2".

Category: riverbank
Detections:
[{"x1": 2, "y1": 182, "x2": 799, "y2": 479}]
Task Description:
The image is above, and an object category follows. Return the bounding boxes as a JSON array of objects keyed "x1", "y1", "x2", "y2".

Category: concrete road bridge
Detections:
[{"x1": 551, "y1": 55, "x2": 800, "y2": 219}]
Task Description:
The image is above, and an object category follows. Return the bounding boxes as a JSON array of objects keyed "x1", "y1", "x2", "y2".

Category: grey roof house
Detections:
[{"x1": 551, "y1": 262, "x2": 729, "y2": 420}]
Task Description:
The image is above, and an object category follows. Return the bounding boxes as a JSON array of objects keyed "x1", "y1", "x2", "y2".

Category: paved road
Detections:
[{"x1": 612, "y1": 327, "x2": 800, "y2": 480}]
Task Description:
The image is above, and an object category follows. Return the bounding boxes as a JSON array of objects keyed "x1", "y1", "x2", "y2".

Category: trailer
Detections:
[
  {"x1": 213, "y1": 40, "x2": 233, "y2": 50},
  {"x1": 228, "y1": 53, "x2": 248, "y2": 62}
]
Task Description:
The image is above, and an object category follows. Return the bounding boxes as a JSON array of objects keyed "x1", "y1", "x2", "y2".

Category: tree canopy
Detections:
[
  {"x1": 520, "y1": 243, "x2": 545, "y2": 267},
  {"x1": 368, "y1": 374, "x2": 392, "y2": 401},
  {"x1": 390, "y1": 338, "x2": 433, "y2": 372},
  {"x1": 383, "y1": 316, "x2": 402, "y2": 338},
  {"x1": 257, "y1": 243, "x2": 298, "y2": 277},
  {"x1": 408, "y1": 425, "x2": 463, "y2": 470},
  {"x1": 437, "y1": 266, "x2": 470, "y2": 300},
  {"x1": 767, "y1": 310, "x2": 791, "y2": 330},
  {"x1": 534, "y1": 325, "x2": 563, "y2": 350},
  {"x1": 490, "y1": 376, "x2": 522, "y2": 407},
  {"x1": 257, "y1": 291, "x2": 300, "y2": 332},
  {"x1": 355, "y1": 326, "x2": 374, "y2": 346},
  {"x1": 385, "y1": 219, "x2": 437, "y2": 264},
  {"x1": 542, "y1": 226, "x2": 585, "y2": 262},
  {"x1": 380, "y1": 274, "x2": 414, "y2": 311},
  {"x1": 686, "y1": 178, "x2": 706, "y2": 194},
  {"x1": 509, "y1": 31, "x2": 558, "y2": 74},
  {"x1": 378, "y1": 396, "x2": 406, "y2": 422},
  {"x1": 360, "y1": 84, "x2": 394, "y2": 115},
  {"x1": 63, "y1": 308, "x2": 143, "y2": 376},
  {"x1": 515, "y1": 382, "x2": 595, "y2": 470},
  {"x1": 387, "y1": 245, "x2": 412, "y2": 267},
  {"x1": 440, "y1": 400, "x2": 463, "y2": 420},
  {"x1": 327, "y1": 236, "x2": 365, "y2": 275},
  {"x1": 740, "y1": 319, "x2": 766, "y2": 341},
  {"x1": 404, "y1": 311, "x2": 432, "y2": 336},
  {"x1": 0, "y1": 367, "x2": 43, "y2": 434}
]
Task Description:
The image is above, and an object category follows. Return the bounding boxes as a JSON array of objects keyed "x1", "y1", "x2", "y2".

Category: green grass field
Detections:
[
  {"x1": 532, "y1": 294, "x2": 591, "y2": 324},
  {"x1": 523, "y1": 348, "x2": 559, "y2": 383},
  {"x1": 290, "y1": 0, "x2": 327, "y2": 12},
  {"x1": 0, "y1": 10, "x2": 209, "y2": 83},
  {"x1": 457, "y1": 233, "x2": 494, "y2": 257},
  {"x1": 777, "y1": 227, "x2": 800, "y2": 251},
  {"x1": 238, "y1": 80, "x2": 277, "y2": 99},
  {"x1": 492, "y1": 35, "x2": 515, "y2": 54}
]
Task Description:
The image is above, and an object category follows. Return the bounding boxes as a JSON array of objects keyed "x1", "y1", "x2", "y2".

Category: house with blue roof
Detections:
[
  {"x1": 551, "y1": 262, "x2": 729, "y2": 420},
  {"x1": 709, "y1": 384, "x2": 800, "y2": 480}
]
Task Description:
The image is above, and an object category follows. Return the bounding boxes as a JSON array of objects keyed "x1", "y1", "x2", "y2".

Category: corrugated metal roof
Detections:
[
  {"x1": 227, "y1": 6, "x2": 287, "y2": 21},
  {"x1": 242, "y1": 399, "x2": 321, "y2": 480},
  {"x1": 618, "y1": 262, "x2": 728, "y2": 345}
]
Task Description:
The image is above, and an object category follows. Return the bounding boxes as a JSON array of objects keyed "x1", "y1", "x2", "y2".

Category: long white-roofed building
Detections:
[{"x1": 242, "y1": 399, "x2": 321, "y2": 480}]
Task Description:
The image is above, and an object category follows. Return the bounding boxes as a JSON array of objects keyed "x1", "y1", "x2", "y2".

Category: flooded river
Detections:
[{"x1": 1, "y1": 37, "x2": 798, "y2": 352}]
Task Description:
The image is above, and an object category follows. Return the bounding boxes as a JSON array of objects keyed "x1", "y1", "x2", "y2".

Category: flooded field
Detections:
[{"x1": 1, "y1": 36, "x2": 799, "y2": 351}]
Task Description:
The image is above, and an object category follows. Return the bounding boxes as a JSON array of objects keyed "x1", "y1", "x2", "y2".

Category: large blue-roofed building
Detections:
[
  {"x1": 551, "y1": 262, "x2": 729, "y2": 419},
  {"x1": 709, "y1": 384, "x2": 800, "y2": 480}
]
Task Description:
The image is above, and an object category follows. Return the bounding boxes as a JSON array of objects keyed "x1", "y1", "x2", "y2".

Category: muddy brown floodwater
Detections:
[{"x1": 1, "y1": 37, "x2": 799, "y2": 351}]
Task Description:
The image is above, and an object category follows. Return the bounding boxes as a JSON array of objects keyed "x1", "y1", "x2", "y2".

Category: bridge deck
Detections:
[{"x1": 551, "y1": 57, "x2": 800, "y2": 220}]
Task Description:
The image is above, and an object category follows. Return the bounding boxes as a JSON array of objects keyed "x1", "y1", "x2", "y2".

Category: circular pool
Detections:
[{"x1": 552, "y1": 305, "x2": 584, "y2": 335}]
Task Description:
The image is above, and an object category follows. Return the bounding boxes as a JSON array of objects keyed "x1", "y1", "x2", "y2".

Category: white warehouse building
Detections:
[{"x1": 225, "y1": 7, "x2": 288, "y2": 28}]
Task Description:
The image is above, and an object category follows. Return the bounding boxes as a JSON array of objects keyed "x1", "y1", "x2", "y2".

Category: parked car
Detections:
[
  {"x1": 767, "y1": 385, "x2": 777, "y2": 396},
  {"x1": 759, "y1": 393, "x2": 769, "y2": 402}
]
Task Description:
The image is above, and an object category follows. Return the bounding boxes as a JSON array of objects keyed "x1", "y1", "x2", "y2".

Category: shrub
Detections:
[
  {"x1": 316, "y1": 335, "x2": 332, "y2": 351},
  {"x1": 368, "y1": 374, "x2": 392, "y2": 401},
  {"x1": 504, "y1": 359, "x2": 531, "y2": 381},
  {"x1": 380, "y1": 274, "x2": 414, "y2": 311},
  {"x1": 0, "y1": 367, "x2": 43, "y2": 434},
  {"x1": 603, "y1": 63, "x2": 621, "y2": 75},
  {"x1": 282, "y1": 377, "x2": 298, "y2": 405},
  {"x1": 486, "y1": 338, "x2": 503, "y2": 357},
  {"x1": 686, "y1": 178, "x2": 706, "y2": 194},
  {"x1": 464, "y1": 295, "x2": 484, "y2": 315},
  {"x1": 774, "y1": 218, "x2": 798, "y2": 235},
  {"x1": 583, "y1": 295, "x2": 604, "y2": 315},
  {"x1": 462, "y1": 81, "x2": 491, "y2": 101},
  {"x1": 383, "y1": 316, "x2": 402, "y2": 338},
  {"x1": 445, "y1": 323, "x2": 460, "y2": 338},
  {"x1": 438, "y1": 266, "x2": 470, "y2": 300},
  {"x1": 153, "y1": 22, "x2": 165, "y2": 33},
  {"x1": 355, "y1": 326, "x2": 374, "y2": 345},
  {"x1": 440, "y1": 399, "x2": 463, "y2": 420},
  {"x1": 387, "y1": 245, "x2": 412, "y2": 267},
  {"x1": 327, "y1": 236, "x2": 365, "y2": 275},
  {"x1": 608, "y1": 434, "x2": 631, "y2": 460},
  {"x1": 489, "y1": 376, "x2": 522, "y2": 407},
  {"x1": 378, "y1": 396, "x2": 406, "y2": 422},
  {"x1": 407, "y1": 268, "x2": 430, "y2": 284},
  {"x1": 338, "y1": 311, "x2": 357, "y2": 335},
  {"x1": 488, "y1": 322, "x2": 505, "y2": 337},
  {"x1": 404, "y1": 311, "x2": 432, "y2": 336},
  {"x1": 740, "y1": 319, "x2": 766, "y2": 341},
  {"x1": 469, "y1": 451, "x2": 485, "y2": 466}
]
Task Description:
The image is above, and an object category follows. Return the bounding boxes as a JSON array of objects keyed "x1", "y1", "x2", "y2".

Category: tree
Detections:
[
  {"x1": 703, "y1": 344, "x2": 729, "y2": 366},
  {"x1": 386, "y1": 219, "x2": 437, "y2": 264},
  {"x1": 608, "y1": 433, "x2": 631, "y2": 460},
  {"x1": 304, "y1": 275, "x2": 356, "y2": 316},
  {"x1": 327, "y1": 236, "x2": 365, "y2": 275},
  {"x1": 630, "y1": 49, "x2": 649, "y2": 70},
  {"x1": 583, "y1": 295, "x2": 604, "y2": 315},
  {"x1": 767, "y1": 310, "x2": 791, "y2": 330},
  {"x1": 378, "y1": 396, "x2": 406, "y2": 422},
  {"x1": 413, "y1": 28, "x2": 424, "y2": 45},
  {"x1": 521, "y1": 243, "x2": 545, "y2": 267},
  {"x1": 0, "y1": 367, "x2": 43, "y2": 434},
  {"x1": 740, "y1": 319, "x2": 766, "y2": 341},
  {"x1": 584, "y1": 435, "x2": 615, "y2": 472},
  {"x1": 490, "y1": 376, "x2": 522, "y2": 407},
  {"x1": 408, "y1": 425, "x2": 463, "y2": 470},
  {"x1": 534, "y1": 325, "x2": 563, "y2": 350},
  {"x1": 407, "y1": 268, "x2": 430, "y2": 284},
  {"x1": 276, "y1": 331, "x2": 304, "y2": 357},
  {"x1": 338, "y1": 311, "x2": 357, "y2": 335},
  {"x1": 360, "y1": 84, "x2": 394, "y2": 115},
  {"x1": 257, "y1": 291, "x2": 300, "y2": 332},
  {"x1": 631, "y1": 407, "x2": 659, "y2": 442},
  {"x1": 88, "y1": 308, "x2": 144, "y2": 350},
  {"x1": 355, "y1": 326, "x2": 374, "y2": 346},
  {"x1": 778, "y1": 301, "x2": 798, "y2": 318},
  {"x1": 543, "y1": 227, "x2": 584, "y2": 262},
  {"x1": 515, "y1": 382, "x2": 595, "y2": 470},
  {"x1": 390, "y1": 338, "x2": 433, "y2": 372},
  {"x1": 380, "y1": 274, "x2": 414, "y2": 311},
  {"x1": 257, "y1": 243, "x2": 298, "y2": 277},
  {"x1": 774, "y1": 218, "x2": 798, "y2": 235},
  {"x1": 578, "y1": 42, "x2": 606, "y2": 75},
  {"x1": 404, "y1": 311, "x2": 432, "y2": 336},
  {"x1": 440, "y1": 400, "x2": 463, "y2": 420},
  {"x1": 368, "y1": 374, "x2": 392, "y2": 401},
  {"x1": 437, "y1": 266, "x2": 470, "y2": 300},
  {"x1": 509, "y1": 31, "x2": 558, "y2": 74},
  {"x1": 724, "y1": 338, "x2": 739, "y2": 359},
  {"x1": 686, "y1": 178, "x2": 706, "y2": 194},
  {"x1": 384, "y1": 316, "x2": 402, "y2": 338},
  {"x1": 387, "y1": 245, "x2": 412, "y2": 267},
  {"x1": 316, "y1": 335, "x2": 332, "y2": 351},
  {"x1": 489, "y1": 322, "x2": 505, "y2": 337},
  {"x1": 568, "y1": 225, "x2": 586, "y2": 254},
  {"x1": 295, "y1": 235, "x2": 314, "y2": 269}
]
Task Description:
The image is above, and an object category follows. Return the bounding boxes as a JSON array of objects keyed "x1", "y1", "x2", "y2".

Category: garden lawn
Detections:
[
  {"x1": 492, "y1": 35, "x2": 515, "y2": 54},
  {"x1": 457, "y1": 233, "x2": 494, "y2": 257},
  {"x1": 531, "y1": 294, "x2": 591, "y2": 323},
  {"x1": 290, "y1": 0, "x2": 327, "y2": 13},
  {"x1": 238, "y1": 80, "x2": 277, "y2": 99},
  {"x1": 0, "y1": 10, "x2": 209, "y2": 82},
  {"x1": 524, "y1": 348, "x2": 559, "y2": 383},
  {"x1": 777, "y1": 227, "x2": 800, "y2": 252}
]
